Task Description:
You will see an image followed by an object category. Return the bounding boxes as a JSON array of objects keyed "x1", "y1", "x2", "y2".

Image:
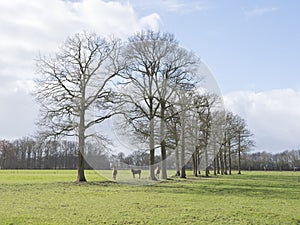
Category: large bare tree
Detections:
[{"x1": 34, "y1": 32, "x2": 122, "y2": 182}]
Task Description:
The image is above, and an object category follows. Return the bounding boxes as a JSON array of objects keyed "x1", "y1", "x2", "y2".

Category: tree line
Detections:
[
  {"x1": 0, "y1": 136, "x2": 299, "y2": 172},
  {"x1": 0, "y1": 138, "x2": 109, "y2": 170},
  {"x1": 8, "y1": 30, "x2": 277, "y2": 182},
  {"x1": 241, "y1": 150, "x2": 300, "y2": 171}
]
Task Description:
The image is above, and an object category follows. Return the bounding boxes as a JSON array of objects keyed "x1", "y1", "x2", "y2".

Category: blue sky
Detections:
[
  {"x1": 128, "y1": 0, "x2": 300, "y2": 93},
  {"x1": 0, "y1": 0, "x2": 299, "y2": 153}
]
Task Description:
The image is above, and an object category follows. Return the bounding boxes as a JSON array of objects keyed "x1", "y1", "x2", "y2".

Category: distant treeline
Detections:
[
  {"x1": 241, "y1": 150, "x2": 300, "y2": 171},
  {"x1": 0, "y1": 138, "x2": 110, "y2": 170},
  {"x1": 0, "y1": 137, "x2": 299, "y2": 171}
]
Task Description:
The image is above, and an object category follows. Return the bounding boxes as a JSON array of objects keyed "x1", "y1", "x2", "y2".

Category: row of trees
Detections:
[
  {"x1": 1, "y1": 137, "x2": 299, "y2": 172},
  {"x1": 0, "y1": 138, "x2": 110, "y2": 170},
  {"x1": 33, "y1": 30, "x2": 257, "y2": 181},
  {"x1": 115, "y1": 31, "x2": 223, "y2": 180},
  {"x1": 242, "y1": 150, "x2": 300, "y2": 171}
]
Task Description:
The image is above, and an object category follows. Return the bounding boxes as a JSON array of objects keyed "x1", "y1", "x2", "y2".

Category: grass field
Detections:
[{"x1": 0, "y1": 170, "x2": 299, "y2": 225}]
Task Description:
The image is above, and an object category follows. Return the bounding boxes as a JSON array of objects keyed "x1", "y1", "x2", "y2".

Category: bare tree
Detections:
[
  {"x1": 166, "y1": 104, "x2": 181, "y2": 176},
  {"x1": 234, "y1": 115, "x2": 255, "y2": 174},
  {"x1": 34, "y1": 32, "x2": 122, "y2": 182},
  {"x1": 224, "y1": 112, "x2": 236, "y2": 175},
  {"x1": 118, "y1": 32, "x2": 162, "y2": 180},
  {"x1": 188, "y1": 93, "x2": 210, "y2": 177},
  {"x1": 153, "y1": 41, "x2": 198, "y2": 179},
  {"x1": 178, "y1": 90, "x2": 191, "y2": 178}
]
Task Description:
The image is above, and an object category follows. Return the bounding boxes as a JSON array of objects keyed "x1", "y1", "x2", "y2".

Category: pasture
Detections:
[{"x1": 0, "y1": 170, "x2": 299, "y2": 224}]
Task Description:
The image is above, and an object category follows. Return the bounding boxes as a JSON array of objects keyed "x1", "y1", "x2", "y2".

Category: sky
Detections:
[{"x1": 0, "y1": 0, "x2": 299, "y2": 153}]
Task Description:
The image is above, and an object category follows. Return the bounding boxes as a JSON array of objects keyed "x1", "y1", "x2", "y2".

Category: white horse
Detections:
[{"x1": 112, "y1": 167, "x2": 117, "y2": 180}]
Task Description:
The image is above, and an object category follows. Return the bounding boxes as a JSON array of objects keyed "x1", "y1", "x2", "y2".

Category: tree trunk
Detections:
[
  {"x1": 161, "y1": 139, "x2": 167, "y2": 179},
  {"x1": 204, "y1": 107, "x2": 210, "y2": 177},
  {"x1": 213, "y1": 143, "x2": 217, "y2": 176},
  {"x1": 205, "y1": 145, "x2": 209, "y2": 177},
  {"x1": 192, "y1": 152, "x2": 196, "y2": 175},
  {"x1": 181, "y1": 164, "x2": 186, "y2": 178},
  {"x1": 197, "y1": 151, "x2": 201, "y2": 175},
  {"x1": 204, "y1": 127, "x2": 210, "y2": 177},
  {"x1": 228, "y1": 140, "x2": 232, "y2": 175},
  {"x1": 219, "y1": 147, "x2": 224, "y2": 175},
  {"x1": 196, "y1": 148, "x2": 199, "y2": 176},
  {"x1": 224, "y1": 146, "x2": 228, "y2": 175},
  {"x1": 77, "y1": 133, "x2": 87, "y2": 182},
  {"x1": 192, "y1": 149, "x2": 198, "y2": 176},
  {"x1": 180, "y1": 106, "x2": 186, "y2": 179},
  {"x1": 216, "y1": 153, "x2": 220, "y2": 174},
  {"x1": 77, "y1": 93, "x2": 87, "y2": 182},
  {"x1": 175, "y1": 139, "x2": 180, "y2": 176},
  {"x1": 160, "y1": 101, "x2": 167, "y2": 179},
  {"x1": 149, "y1": 112, "x2": 156, "y2": 180},
  {"x1": 77, "y1": 151, "x2": 86, "y2": 182},
  {"x1": 223, "y1": 134, "x2": 228, "y2": 175},
  {"x1": 238, "y1": 133, "x2": 242, "y2": 174}
]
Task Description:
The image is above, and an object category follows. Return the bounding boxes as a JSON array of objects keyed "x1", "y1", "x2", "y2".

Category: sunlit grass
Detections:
[
  {"x1": 0, "y1": 169, "x2": 107, "y2": 184},
  {"x1": 0, "y1": 170, "x2": 299, "y2": 224}
]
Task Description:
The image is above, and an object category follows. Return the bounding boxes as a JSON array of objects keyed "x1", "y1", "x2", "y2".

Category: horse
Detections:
[
  {"x1": 155, "y1": 166, "x2": 161, "y2": 179},
  {"x1": 131, "y1": 168, "x2": 141, "y2": 179},
  {"x1": 205, "y1": 165, "x2": 214, "y2": 176},
  {"x1": 112, "y1": 167, "x2": 117, "y2": 180}
]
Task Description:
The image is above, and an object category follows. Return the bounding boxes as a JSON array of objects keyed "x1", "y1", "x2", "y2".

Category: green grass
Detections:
[{"x1": 0, "y1": 170, "x2": 299, "y2": 225}]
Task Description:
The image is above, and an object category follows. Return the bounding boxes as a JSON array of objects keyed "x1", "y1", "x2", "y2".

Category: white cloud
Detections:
[
  {"x1": 0, "y1": 0, "x2": 160, "y2": 74},
  {"x1": 0, "y1": 0, "x2": 160, "y2": 139},
  {"x1": 224, "y1": 89, "x2": 300, "y2": 153},
  {"x1": 244, "y1": 7, "x2": 278, "y2": 18},
  {"x1": 125, "y1": 0, "x2": 206, "y2": 14}
]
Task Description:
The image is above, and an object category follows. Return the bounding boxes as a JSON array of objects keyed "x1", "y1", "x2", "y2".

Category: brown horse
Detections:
[
  {"x1": 131, "y1": 168, "x2": 141, "y2": 179},
  {"x1": 112, "y1": 167, "x2": 117, "y2": 180}
]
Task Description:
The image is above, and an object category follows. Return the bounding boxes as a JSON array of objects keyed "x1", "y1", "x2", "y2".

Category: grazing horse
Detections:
[
  {"x1": 112, "y1": 167, "x2": 118, "y2": 180},
  {"x1": 155, "y1": 167, "x2": 161, "y2": 179},
  {"x1": 131, "y1": 168, "x2": 141, "y2": 179}
]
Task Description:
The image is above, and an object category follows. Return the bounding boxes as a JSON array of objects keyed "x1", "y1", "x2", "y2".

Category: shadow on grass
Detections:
[
  {"x1": 145, "y1": 175, "x2": 300, "y2": 200},
  {"x1": 67, "y1": 172, "x2": 300, "y2": 201},
  {"x1": 73, "y1": 180, "x2": 117, "y2": 186}
]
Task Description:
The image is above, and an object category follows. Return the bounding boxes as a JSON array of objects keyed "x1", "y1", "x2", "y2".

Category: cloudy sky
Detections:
[{"x1": 0, "y1": 0, "x2": 299, "y2": 153}]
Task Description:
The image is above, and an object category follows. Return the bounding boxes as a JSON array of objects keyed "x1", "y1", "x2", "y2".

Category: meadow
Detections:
[{"x1": 0, "y1": 170, "x2": 299, "y2": 225}]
